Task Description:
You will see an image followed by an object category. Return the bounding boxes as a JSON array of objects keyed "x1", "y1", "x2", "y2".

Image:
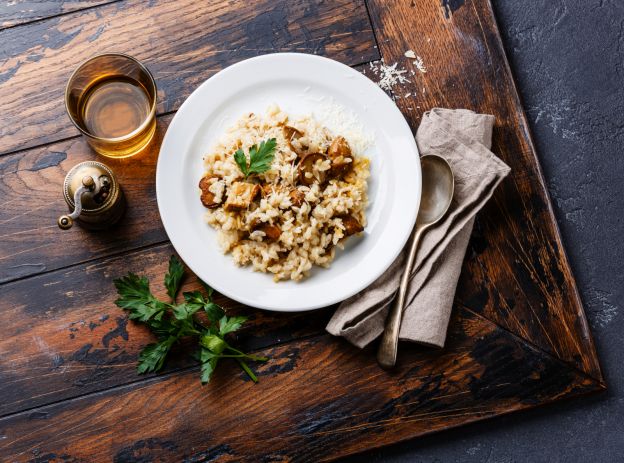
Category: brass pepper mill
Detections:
[{"x1": 58, "y1": 161, "x2": 126, "y2": 230}]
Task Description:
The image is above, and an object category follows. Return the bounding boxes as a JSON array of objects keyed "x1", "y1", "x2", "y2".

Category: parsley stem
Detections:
[
  {"x1": 237, "y1": 358, "x2": 259, "y2": 383},
  {"x1": 226, "y1": 345, "x2": 268, "y2": 362}
]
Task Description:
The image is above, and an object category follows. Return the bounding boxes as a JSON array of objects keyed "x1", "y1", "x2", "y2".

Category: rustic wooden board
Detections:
[
  {"x1": 365, "y1": 0, "x2": 601, "y2": 380},
  {"x1": 0, "y1": 243, "x2": 331, "y2": 416},
  {"x1": 0, "y1": 309, "x2": 599, "y2": 463},
  {"x1": 0, "y1": 0, "x2": 378, "y2": 155},
  {"x1": 0, "y1": 125, "x2": 168, "y2": 283},
  {"x1": 0, "y1": 0, "x2": 604, "y2": 461},
  {"x1": 0, "y1": 0, "x2": 117, "y2": 29}
]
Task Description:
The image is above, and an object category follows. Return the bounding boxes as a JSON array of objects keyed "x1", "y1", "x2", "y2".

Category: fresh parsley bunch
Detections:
[
  {"x1": 234, "y1": 138, "x2": 277, "y2": 178},
  {"x1": 113, "y1": 256, "x2": 267, "y2": 384}
]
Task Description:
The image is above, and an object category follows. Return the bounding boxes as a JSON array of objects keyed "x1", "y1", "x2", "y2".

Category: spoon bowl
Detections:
[
  {"x1": 377, "y1": 154, "x2": 454, "y2": 369},
  {"x1": 418, "y1": 155, "x2": 455, "y2": 225}
]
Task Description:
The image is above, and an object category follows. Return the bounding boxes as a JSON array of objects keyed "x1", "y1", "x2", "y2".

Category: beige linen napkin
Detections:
[{"x1": 326, "y1": 108, "x2": 510, "y2": 348}]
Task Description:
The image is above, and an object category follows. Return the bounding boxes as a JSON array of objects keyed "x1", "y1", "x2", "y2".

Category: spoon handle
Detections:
[{"x1": 377, "y1": 225, "x2": 425, "y2": 369}]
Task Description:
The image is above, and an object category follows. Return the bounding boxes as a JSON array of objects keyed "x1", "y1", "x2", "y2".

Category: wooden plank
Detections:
[
  {"x1": 0, "y1": 0, "x2": 117, "y2": 29},
  {"x1": 0, "y1": 242, "x2": 331, "y2": 416},
  {"x1": 0, "y1": 308, "x2": 602, "y2": 462},
  {"x1": 0, "y1": 0, "x2": 379, "y2": 156},
  {"x1": 0, "y1": 114, "x2": 171, "y2": 284},
  {"x1": 0, "y1": 63, "x2": 373, "y2": 285},
  {"x1": 364, "y1": 0, "x2": 602, "y2": 381},
  {"x1": 456, "y1": 175, "x2": 603, "y2": 382}
]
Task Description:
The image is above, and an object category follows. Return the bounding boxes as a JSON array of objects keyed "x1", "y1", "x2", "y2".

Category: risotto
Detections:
[{"x1": 198, "y1": 104, "x2": 370, "y2": 281}]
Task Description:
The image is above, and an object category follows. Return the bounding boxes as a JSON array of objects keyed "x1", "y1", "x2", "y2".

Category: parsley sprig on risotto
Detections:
[{"x1": 233, "y1": 137, "x2": 277, "y2": 178}]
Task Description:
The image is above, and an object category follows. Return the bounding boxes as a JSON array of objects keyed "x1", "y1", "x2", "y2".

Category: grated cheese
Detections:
[
  {"x1": 367, "y1": 61, "x2": 410, "y2": 92},
  {"x1": 414, "y1": 56, "x2": 427, "y2": 73},
  {"x1": 313, "y1": 99, "x2": 374, "y2": 155}
]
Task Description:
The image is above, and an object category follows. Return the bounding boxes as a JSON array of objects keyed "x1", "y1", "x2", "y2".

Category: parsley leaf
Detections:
[
  {"x1": 113, "y1": 273, "x2": 152, "y2": 309},
  {"x1": 172, "y1": 303, "x2": 202, "y2": 320},
  {"x1": 112, "y1": 256, "x2": 268, "y2": 384},
  {"x1": 182, "y1": 290, "x2": 206, "y2": 306},
  {"x1": 204, "y1": 303, "x2": 225, "y2": 326},
  {"x1": 137, "y1": 337, "x2": 175, "y2": 374},
  {"x1": 219, "y1": 315, "x2": 247, "y2": 336},
  {"x1": 248, "y1": 138, "x2": 277, "y2": 173},
  {"x1": 114, "y1": 273, "x2": 167, "y2": 322},
  {"x1": 200, "y1": 355, "x2": 219, "y2": 384},
  {"x1": 234, "y1": 149, "x2": 249, "y2": 177},
  {"x1": 182, "y1": 291, "x2": 224, "y2": 324},
  {"x1": 233, "y1": 138, "x2": 277, "y2": 178},
  {"x1": 164, "y1": 255, "x2": 184, "y2": 302}
]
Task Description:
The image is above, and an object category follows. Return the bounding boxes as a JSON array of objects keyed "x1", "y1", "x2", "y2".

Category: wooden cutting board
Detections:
[{"x1": 0, "y1": 0, "x2": 603, "y2": 461}]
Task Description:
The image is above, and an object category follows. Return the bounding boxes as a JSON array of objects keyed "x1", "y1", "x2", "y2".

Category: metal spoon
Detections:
[{"x1": 377, "y1": 154, "x2": 455, "y2": 369}]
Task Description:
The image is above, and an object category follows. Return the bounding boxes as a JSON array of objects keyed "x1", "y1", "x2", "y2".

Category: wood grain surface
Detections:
[
  {"x1": 0, "y1": 0, "x2": 116, "y2": 29},
  {"x1": 365, "y1": 0, "x2": 602, "y2": 381},
  {"x1": 0, "y1": 0, "x2": 604, "y2": 461},
  {"x1": 0, "y1": 308, "x2": 599, "y2": 463},
  {"x1": 0, "y1": 0, "x2": 378, "y2": 155},
  {"x1": 0, "y1": 243, "x2": 331, "y2": 416}
]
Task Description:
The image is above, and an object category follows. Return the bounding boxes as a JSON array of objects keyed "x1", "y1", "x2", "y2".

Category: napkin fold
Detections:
[{"x1": 326, "y1": 108, "x2": 510, "y2": 348}]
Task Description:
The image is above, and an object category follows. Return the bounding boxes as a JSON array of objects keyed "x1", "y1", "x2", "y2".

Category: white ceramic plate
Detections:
[{"x1": 157, "y1": 53, "x2": 421, "y2": 312}]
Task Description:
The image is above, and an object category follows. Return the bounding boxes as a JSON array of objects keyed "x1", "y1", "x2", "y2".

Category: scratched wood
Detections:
[
  {"x1": 0, "y1": 0, "x2": 378, "y2": 155},
  {"x1": 0, "y1": 0, "x2": 117, "y2": 29},
  {"x1": 0, "y1": 309, "x2": 600, "y2": 462},
  {"x1": 364, "y1": 0, "x2": 602, "y2": 381},
  {"x1": 0, "y1": 0, "x2": 605, "y2": 461},
  {"x1": 0, "y1": 243, "x2": 332, "y2": 416}
]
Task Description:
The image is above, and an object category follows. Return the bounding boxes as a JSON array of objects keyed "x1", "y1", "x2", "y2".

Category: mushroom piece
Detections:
[
  {"x1": 223, "y1": 181, "x2": 261, "y2": 212},
  {"x1": 261, "y1": 183, "x2": 283, "y2": 198},
  {"x1": 289, "y1": 188, "x2": 306, "y2": 207},
  {"x1": 282, "y1": 125, "x2": 305, "y2": 157},
  {"x1": 337, "y1": 214, "x2": 364, "y2": 236},
  {"x1": 261, "y1": 184, "x2": 273, "y2": 197},
  {"x1": 327, "y1": 136, "x2": 354, "y2": 178},
  {"x1": 253, "y1": 223, "x2": 282, "y2": 241},
  {"x1": 198, "y1": 175, "x2": 222, "y2": 209},
  {"x1": 298, "y1": 152, "x2": 328, "y2": 186},
  {"x1": 283, "y1": 125, "x2": 303, "y2": 143}
]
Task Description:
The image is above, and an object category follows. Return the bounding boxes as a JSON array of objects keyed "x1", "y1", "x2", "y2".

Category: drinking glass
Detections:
[{"x1": 65, "y1": 53, "x2": 157, "y2": 158}]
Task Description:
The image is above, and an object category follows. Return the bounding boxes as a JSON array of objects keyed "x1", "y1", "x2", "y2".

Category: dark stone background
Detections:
[{"x1": 343, "y1": 1, "x2": 624, "y2": 461}]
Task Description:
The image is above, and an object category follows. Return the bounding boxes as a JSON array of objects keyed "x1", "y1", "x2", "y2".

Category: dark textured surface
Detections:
[
  {"x1": 0, "y1": 0, "x2": 378, "y2": 156},
  {"x1": 365, "y1": 0, "x2": 603, "y2": 384},
  {"x1": 0, "y1": 0, "x2": 613, "y2": 460},
  {"x1": 343, "y1": 0, "x2": 624, "y2": 461},
  {"x1": 0, "y1": 308, "x2": 601, "y2": 462}
]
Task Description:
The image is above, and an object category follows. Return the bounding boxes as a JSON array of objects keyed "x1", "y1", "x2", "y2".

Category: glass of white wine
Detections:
[{"x1": 65, "y1": 53, "x2": 157, "y2": 158}]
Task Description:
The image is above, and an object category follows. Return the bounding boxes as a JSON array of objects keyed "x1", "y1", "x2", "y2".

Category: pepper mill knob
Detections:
[
  {"x1": 82, "y1": 175, "x2": 95, "y2": 189},
  {"x1": 58, "y1": 215, "x2": 73, "y2": 229}
]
